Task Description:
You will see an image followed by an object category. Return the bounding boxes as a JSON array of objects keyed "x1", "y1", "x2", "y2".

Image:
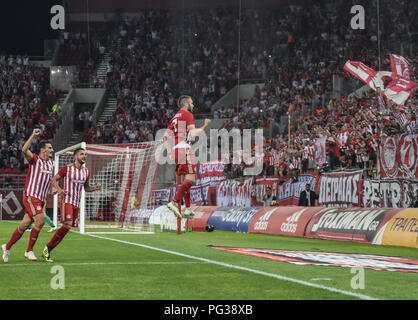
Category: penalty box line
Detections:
[{"x1": 82, "y1": 232, "x2": 379, "y2": 300}]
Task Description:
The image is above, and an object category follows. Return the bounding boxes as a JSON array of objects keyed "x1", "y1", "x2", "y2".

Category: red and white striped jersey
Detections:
[
  {"x1": 356, "y1": 152, "x2": 363, "y2": 164},
  {"x1": 339, "y1": 132, "x2": 349, "y2": 146},
  {"x1": 292, "y1": 156, "x2": 301, "y2": 170},
  {"x1": 308, "y1": 145, "x2": 315, "y2": 161},
  {"x1": 393, "y1": 110, "x2": 409, "y2": 128},
  {"x1": 264, "y1": 151, "x2": 275, "y2": 166},
  {"x1": 58, "y1": 164, "x2": 90, "y2": 208},
  {"x1": 25, "y1": 154, "x2": 54, "y2": 202},
  {"x1": 277, "y1": 151, "x2": 285, "y2": 163},
  {"x1": 302, "y1": 147, "x2": 309, "y2": 160}
]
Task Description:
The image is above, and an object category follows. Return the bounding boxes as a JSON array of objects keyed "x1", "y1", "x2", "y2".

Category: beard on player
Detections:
[
  {"x1": 76, "y1": 156, "x2": 86, "y2": 166},
  {"x1": 75, "y1": 151, "x2": 87, "y2": 166}
]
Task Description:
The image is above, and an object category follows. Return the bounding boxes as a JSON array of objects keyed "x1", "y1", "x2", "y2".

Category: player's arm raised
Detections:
[
  {"x1": 22, "y1": 128, "x2": 41, "y2": 162},
  {"x1": 187, "y1": 119, "x2": 211, "y2": 137}
]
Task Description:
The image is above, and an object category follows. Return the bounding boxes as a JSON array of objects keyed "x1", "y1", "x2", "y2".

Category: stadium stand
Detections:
[
  {"x1": 1, "y1": 0, "x2": 417, "y2": 187},
  {"x1": 0, "y1": 55, "x2": 59, "y2": 175}
]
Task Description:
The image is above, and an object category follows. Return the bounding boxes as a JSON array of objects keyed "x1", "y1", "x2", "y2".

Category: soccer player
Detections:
[
  {"x1": 163, "y1": 95, "x2": 211, "y2": 218},
  {"x1": 2, "y1": 129, "x2": 54, "y2": 262},
  {"x1": 42, "y1": 148, "x2": 101, "y2": 262},
  {"x1": 25, "y1": 203, "x2": 57, "y2": 233}
]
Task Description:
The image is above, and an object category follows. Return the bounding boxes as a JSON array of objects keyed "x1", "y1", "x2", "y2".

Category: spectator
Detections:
[
  {"x1": 263, "y1": 186, "x2": 277, "y2": 207},
  {"x1": 298, "y1": 183, "x2": 318, "y2": 206}
]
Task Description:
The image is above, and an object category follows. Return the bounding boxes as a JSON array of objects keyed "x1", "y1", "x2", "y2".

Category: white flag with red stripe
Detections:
[
  {"x1": 314, "y1": 135, "x2": 327, "y2": 166},
  {"x1": 344, "y1": 56, "x2": 416, "y2": 106}
]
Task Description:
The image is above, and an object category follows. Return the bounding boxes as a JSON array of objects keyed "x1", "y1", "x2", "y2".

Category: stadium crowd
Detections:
[
  {"x1": 82, "y1": 1, "x2": 417, "y2": 180},
  {"x1": 1, "y1": 0, "x2": 417, "y2": 186},
  {"x1": 0, "y1": 54, "x2": 58, "y2": 174}
]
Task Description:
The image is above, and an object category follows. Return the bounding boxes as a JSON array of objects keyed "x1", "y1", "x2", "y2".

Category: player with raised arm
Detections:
[
  {"x1": 2, "y1": 129, "x2": 54, "y2": 262},
  {"x1": 163, "y1": 95, "x2": 211, "y2": 218},
  {"x1": 42, "y1": 148, "x2": 101, "y2": 262}
]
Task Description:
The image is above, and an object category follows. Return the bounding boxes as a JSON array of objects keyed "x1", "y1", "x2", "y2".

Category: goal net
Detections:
[{"x1": 53, "y1": 141, "x2": 163, "y2": 234}]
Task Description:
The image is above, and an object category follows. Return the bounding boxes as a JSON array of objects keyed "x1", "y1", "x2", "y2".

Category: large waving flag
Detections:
[
  {"x1": 343, "y1": 61, "x2": 378, "y2": 89},
  {"x1": 344, "y1": 55, "x2": 416, "y2": 107}
]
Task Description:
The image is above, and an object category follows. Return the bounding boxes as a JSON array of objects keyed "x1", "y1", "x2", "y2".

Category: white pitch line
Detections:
[
  {"x1": 83, "y1": 233, "x2": 379, "y2": 300},
  {"x1": 0, "y1": 261, "x2": 203, "y2": 268}
]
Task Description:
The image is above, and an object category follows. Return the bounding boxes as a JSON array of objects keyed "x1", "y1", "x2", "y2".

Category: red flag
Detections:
[{"x1": 288, "y1": 103, "x2": 295, "y2": 113}]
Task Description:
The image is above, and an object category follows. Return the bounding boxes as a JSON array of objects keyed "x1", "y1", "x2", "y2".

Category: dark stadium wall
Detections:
[{"x1": 67, "y1": 0, "x2": 334, "y2": 13}]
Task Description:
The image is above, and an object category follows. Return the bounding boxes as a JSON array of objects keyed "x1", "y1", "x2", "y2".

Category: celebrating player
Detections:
[
  {"x1": 42, "y1": 148, "x2": 101, "y2": 262},
  {"x1": 2, "y1": 129, "x2": 54, "y2": 262},
  {"x1": 163, "y1": 95, "x2": 211, "y2": 218},
  {"x1": 25, "y1": 202, "x2": 57, "y2": 233}
]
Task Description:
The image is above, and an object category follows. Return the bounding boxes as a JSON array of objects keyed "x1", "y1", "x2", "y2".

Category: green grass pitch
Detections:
[{"x1": 1, "y1": 220, "x2": 417, "y2": 300}]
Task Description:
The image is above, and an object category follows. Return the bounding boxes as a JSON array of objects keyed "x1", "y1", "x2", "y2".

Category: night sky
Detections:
[{"x1": 0, "y1": 0, "x2": 62, "y2": 56}]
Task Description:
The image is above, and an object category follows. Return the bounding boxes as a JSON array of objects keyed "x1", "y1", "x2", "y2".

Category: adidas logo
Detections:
[
  {"x1": 280, "y1": 208, "x2": 307, "y2": 233},
  {"x1": 253, "y1": 208, "x2": 275, "y2": 231}
]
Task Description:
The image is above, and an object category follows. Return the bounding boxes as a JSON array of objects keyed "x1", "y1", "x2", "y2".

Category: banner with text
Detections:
[
  {"x1": 207, "y1": 207, "x2": 261, "y2": 232},
  {"x1": 197, "y1": 161, "x2": 226, "y2": 186},
  {"x1": 153, "y1": 189, "x2": 171, "y2": 203},
  {"x1": 318, "y1": 170, "x2": 363, "y2": 207},
  {"x1": 248, "y1": 206, "x2": 320, "y2": 237},
  {"x1": 305, "y1": 207, "x2": 402, "y2": 244},
  {"x1": 252, "y1": 173, "x2": 320, "y2": 206},
  {"x1": 381, "y1": 209, "x2": 418, "y2": 248},
  {"x1": 363, "y1": 179, "x2": 418, "y2": 208}
]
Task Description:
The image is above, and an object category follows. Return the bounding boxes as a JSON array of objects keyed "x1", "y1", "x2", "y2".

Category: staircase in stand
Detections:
[{"x1": 96, "y1": 96, "x2": 117, "y2": 127}]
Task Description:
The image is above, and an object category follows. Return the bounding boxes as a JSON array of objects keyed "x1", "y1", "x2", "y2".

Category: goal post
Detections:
[{"x1": 53, "y1": 141, "x2": 163, "y2": 234}]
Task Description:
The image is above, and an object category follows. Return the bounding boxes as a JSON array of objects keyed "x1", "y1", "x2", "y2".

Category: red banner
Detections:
[
  {"x1": 198, "y1": 161, "x2": 225, "y2": 178},
  {"x1": 252, "y1": 173, "x2": 320, "y2": 206},
  {"x1": 153, "y1": 188, "x2": 171, "y2": 203},
  {"x1": 251, "y1": 177, "x2": 280, "y2": 206},
  {"x1": 318, "y1": 170, "x2": 363, "y2": 207},
  {"x1": 379, "y1": 134, "x2": 418, "y2": 179},
  {"x1": 190, "y1": 183, "x2": 210, "y2": 206},
  {"x1": 248, "y1": 206, "x2": 320, "y2": 237}
]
